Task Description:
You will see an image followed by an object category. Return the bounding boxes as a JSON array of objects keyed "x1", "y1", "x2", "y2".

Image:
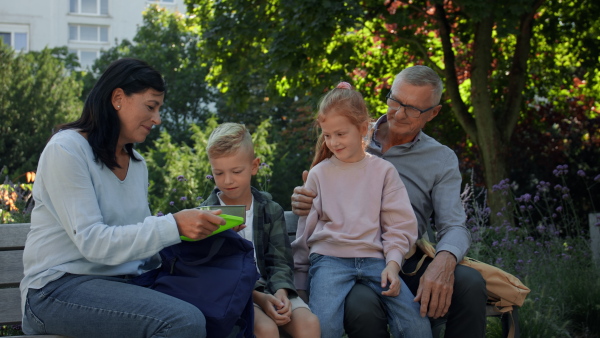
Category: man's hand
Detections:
[
  {"x1": 414, "y1": 251, "x2": 456, "y2": 318},
  {"x1": 291, "y1": 170, "x2": 316, "y2": 216},
  {"x1": 381, "y1": 261, "x2": 401, "y2": 297}
]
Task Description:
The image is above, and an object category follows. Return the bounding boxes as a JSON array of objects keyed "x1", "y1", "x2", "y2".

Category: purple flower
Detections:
[
  {"x1": 556, "y1": 206, "x2": 563, "y2": 212},
  {"x1": 577, "y1": 170, "x2": 586, "y2": 177},
  {"x1": 553, "y1": 164, "x2": 568, "y2": 177},
  {"x1": 196, "y1": 196, "x2": 203, "y2": 201},
  {"x1": 595, "y1": 174, "x2": 600, "y2": 182},
  {"x1": 169, "y1": 201, "x2": 175, "y2": 206},
  {"x1": 177, "y1": 175, "x2": 185, "y2": 181},
  {"x1": 206, "y1": 175, "x2": 214, "y2": 180},
  {"x1": 496, "y1": 212, "x2": 503, "y2": 217},
  {"x1": 172, "y1": 188, "x2": 177, "y2": 192},
  {"x1": 180, "y1": 196, "x2": 187, "y2": 201},
  {"x1": 157, "y1": 211, "x2": 164, "y2": 216},
  {"x1": 492, "y1": 241, "x2": 498, "y2": 247},
  {"x1": 492, "y1": 179, "x2": 510, "y2": 192},
  {"x1": 562, "y1": 194, "x2": 569, "y2": 200}
]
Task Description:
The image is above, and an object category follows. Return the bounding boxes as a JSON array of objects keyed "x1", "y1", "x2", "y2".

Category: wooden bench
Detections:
[
  {"x1": 0, "y1": 223, "x2": 66, "y2": 337},
  {"x1": 3, "y1": 217, "x2": 519, "y2": 338},
  {"x1": 283, "y1": 211, "x2": 521, "y2": 338}
]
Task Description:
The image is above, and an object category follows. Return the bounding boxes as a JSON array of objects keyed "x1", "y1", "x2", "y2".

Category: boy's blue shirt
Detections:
[{"x1": 202, "y1": 186, "x2": 298, "y2": 297}]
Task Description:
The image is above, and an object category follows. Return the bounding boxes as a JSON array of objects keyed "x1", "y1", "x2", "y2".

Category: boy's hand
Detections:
[
  {"x1": 381, "y1": 261, "x2": 401, "y2": 297},
  {"x1": 274, "y1": 289, "x2": 292, "y2": 317},
  {"x1": 254, "y1": 291, "x2": 291, "y2": 326}
]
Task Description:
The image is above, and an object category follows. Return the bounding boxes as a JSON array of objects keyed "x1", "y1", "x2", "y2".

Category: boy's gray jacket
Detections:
[{"x1": 202, "y1": 187, "x2": 298, "y2": 297}]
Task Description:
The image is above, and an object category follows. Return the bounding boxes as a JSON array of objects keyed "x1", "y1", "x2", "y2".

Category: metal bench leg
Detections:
[{"x1": 501, "y1": 306, "x2": 520, "y2": 338}]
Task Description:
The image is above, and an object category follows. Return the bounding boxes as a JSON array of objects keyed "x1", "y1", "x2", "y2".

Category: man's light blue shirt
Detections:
[{"x1": 367, "y1": 115, "x2": 471, "y2": 261}]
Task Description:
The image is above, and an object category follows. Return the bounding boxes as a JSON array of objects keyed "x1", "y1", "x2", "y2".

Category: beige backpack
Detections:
[{"x1": 404, "y1": 239, "x2": 531, "y2": 338}]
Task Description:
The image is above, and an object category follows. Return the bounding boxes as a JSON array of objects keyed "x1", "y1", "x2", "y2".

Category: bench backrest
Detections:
[
  {"x1": 284, "y1": 211, "x2": 299, "y2": 242},
  {"x1": 0, "y1": 223, "x2": 30, "y2": 325},
  {"x1": 0, "y1": 215, "x2": 299, "y2": 327}
]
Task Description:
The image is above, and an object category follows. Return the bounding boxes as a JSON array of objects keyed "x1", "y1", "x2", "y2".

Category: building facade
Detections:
[{"x1": 0, "y1": 0, "x2": 186, "y2": 69}]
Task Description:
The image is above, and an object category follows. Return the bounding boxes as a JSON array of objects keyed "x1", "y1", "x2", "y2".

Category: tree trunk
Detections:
[{"x1": 470, "y1": 9, "x2": 514, "y2": 227}]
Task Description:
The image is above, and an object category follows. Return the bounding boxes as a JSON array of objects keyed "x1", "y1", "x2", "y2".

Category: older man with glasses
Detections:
[{"x1": 291, "y1": 65, "x2": 487, "y2": 338}]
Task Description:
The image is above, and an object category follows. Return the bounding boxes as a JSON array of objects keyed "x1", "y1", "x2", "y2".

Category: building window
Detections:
[
  {"x1": 70, "y1": 49, "x2": 101, "y2": 70},
  {"x1": 147, "y1": 0, "x2": 175, "y2": 4},
  {"x1": 70, "y1": 0, "x2": 108, "y2": 15},
  {"x1": 69, "y1": 25, "x2": 108, "y2": 43},
  {"x1": 0, "y1": 24, "x2": 29, "y2": 51}
]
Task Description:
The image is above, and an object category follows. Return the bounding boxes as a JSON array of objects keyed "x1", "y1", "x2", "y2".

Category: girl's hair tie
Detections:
[{"x1": 336, "y1": 82, "x2": 352, "y2": 90}]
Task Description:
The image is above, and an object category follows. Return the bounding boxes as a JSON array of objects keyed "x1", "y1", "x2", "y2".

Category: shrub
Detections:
[{"x1": 462, "y1": 165, "x2": 599, "y2": 337}]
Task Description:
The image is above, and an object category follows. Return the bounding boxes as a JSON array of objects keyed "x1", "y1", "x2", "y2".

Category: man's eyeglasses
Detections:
[{"x1": 385, "y1": 92, "x2": 437, "y2": 118}]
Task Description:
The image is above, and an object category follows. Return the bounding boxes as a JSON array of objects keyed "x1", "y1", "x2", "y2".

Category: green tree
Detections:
[
  {"x1": 87, "y1": 5, "x2": 215, "y2": 147},
  {"x1": 188, "y1": 0, "x2": 600, "y2": 219},
  {"x1": 0, "y1": 44, "x2": 82, "y2": 176},
  {"x1": 145, "y1": 116, "x2": 277, "y2": 214}
]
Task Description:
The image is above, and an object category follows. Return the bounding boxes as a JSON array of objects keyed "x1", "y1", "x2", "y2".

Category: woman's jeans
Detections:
[
  {"x1": 23, "y1": 274, "x2": 206, "y2": 338},
  {"x1": 308, "y1": 254, "x2": 432, "y2": 338}
]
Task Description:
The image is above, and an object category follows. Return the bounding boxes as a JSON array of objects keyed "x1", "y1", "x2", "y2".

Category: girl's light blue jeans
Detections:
[
  {"x1": 22, "y1": 273, "x2": 206, "y2": 337},
  {"x1": 308, "y1": 254, "x2": 432, "y2": 338}
]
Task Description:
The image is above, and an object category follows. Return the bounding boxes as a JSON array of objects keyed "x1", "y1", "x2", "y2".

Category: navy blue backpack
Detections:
[{"x1": 132, "y1": 230, "x2": 259, "y2": 338}]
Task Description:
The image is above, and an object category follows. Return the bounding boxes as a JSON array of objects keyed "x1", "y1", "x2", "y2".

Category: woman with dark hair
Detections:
[{"x1": 20, "y1": 58, "x2": 224, "y2": 337}]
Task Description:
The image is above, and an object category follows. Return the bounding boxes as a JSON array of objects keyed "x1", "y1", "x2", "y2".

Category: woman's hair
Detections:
[
  {"x1": 58, "y1": 58, "x2": 166, "y2": 170},
  {"x1": 206, "y1": 123, "x2": 255, "y2": 160},
  {"x1": 311, "y1": 82, "x2": 371, "y2": 168}
]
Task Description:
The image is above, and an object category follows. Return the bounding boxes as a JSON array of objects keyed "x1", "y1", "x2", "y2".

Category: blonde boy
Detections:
[{"x1": 203, "y1": 123, "x2": 320, "y2": 338}]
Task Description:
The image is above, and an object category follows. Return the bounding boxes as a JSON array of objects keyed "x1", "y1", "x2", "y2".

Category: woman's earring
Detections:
[{"x1": 117, "y1": 105, "x2": 121, "y2": 110}]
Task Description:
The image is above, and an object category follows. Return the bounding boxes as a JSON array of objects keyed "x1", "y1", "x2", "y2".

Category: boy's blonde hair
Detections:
[{"x1": 207, "y1": 123, "x2": 255, "y2": 159}]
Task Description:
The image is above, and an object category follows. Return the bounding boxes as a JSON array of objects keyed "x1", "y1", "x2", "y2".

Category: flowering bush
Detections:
[
  {"x1": 145, "y1": 117, "x2": 277, "y2": 216},
  {"x1": 155, "y1": 174, "x2": 216, "y2": 216},
  {"x1": 460, "y1": 165, "x2": 599, "y2": 337},
  {"x1": 1, "y1": 167, "x2": 34, "y2": 224},
  {"x1": 255, "y1": 162, "x2": 272, "y2": 193}
]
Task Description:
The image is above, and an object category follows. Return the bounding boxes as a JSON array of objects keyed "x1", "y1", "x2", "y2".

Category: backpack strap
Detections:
[{"x1": 401, "y1": 254, "x2": 429, "y2": 276}]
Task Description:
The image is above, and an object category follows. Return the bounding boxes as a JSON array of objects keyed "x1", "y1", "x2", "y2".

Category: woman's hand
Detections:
[{"x1": 173, "y1": 209, "x2": 225, "y2": 240}]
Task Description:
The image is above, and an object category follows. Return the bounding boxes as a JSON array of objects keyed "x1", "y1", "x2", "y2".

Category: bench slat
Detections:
[
  {"x1": 0, "y1": 250, "x2": 25, "y2": 286},
  {"x1": 284, "y1": 211, "x2": 299, "y2": 241},
  {"x1": 0, "y1": 223, "x2": 30, "y2": 249},
  {"x1": 0, "y1": 288, "x2": 22, "y2": 325}
]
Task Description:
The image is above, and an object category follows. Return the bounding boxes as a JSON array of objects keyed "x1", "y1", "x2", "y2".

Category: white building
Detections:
[{"x1": 0, "y1": 0, "x2": 186, "y2": 69}]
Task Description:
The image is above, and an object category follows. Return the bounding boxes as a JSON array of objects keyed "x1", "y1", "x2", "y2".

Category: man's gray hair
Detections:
[{"x1": 393, "y1": 65, "x2": 444, "y2": 105}]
